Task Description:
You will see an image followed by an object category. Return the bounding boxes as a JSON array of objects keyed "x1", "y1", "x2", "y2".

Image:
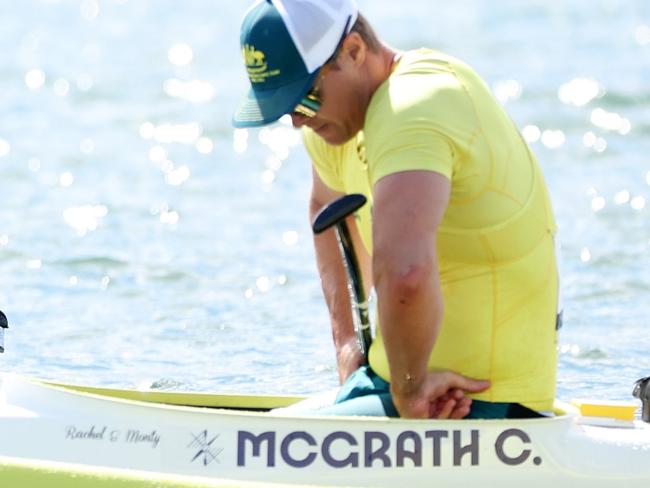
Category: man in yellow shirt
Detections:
[{"x1": 233, "y1": 0, "x2": 560, "y2": 419}]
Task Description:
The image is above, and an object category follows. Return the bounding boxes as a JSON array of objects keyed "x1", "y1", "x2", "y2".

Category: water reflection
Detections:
[
  {"x1": 258, "y1": 123, "x2": 301, "y2": 160},
  {"x1": 265, "y1": 156, "x2": 282, "y2": 171},
  {"x1": 59, "y1": 172, "x2": 74, "y2": 187},
  {"x1": 630, "y1": 196, "x2": 645, "y2": 211},
  {"x1": 53, "y1": 78, "x2": 70, "y2": 97},
  {"x1": 558, "y1": 78, "x2": 602, "y2": 107},
  {"x1": 165, "y1": 165, "x2": 190, "y2": 186},
  {"x1": 76, "y1": 73, "x2": 94, "y2": 92},
  {"x1": 80, "y1": 0, "x2": 100, "y2": 21},
  {"x1": 163, "y1": 79, "x2": 215, "y2": 104},
  {"x1": 195, "y1": 137, "x2": 214, "y2": 154},
  {"x1": 243, "y1": 274, "x2": 290, "y2": 300},
  {"x1": 140, "y1": 122, "x2": 202, "y2": 145},
  {"x1": 233, "y1": 129, "x2": 248, "y2": 154},
  {"x1": 261, "y1": 169, "x2": 275, "y2": 185},
  {"x1": 160, "y1": 210, "x2": 180, "y2": 225},
  {"x1": 256, "y1": 276, "x2": 270, "y2": 293},
  {"x1": 62, "y1": 205, "x2": 108, "y2": 236},
  {"x1": 583, "y1": 131, "x2": 607, "y2": 152},
  {"x1": 559, "y1": 344, "x2": 607, "y2": 360},
  {"x1": 26, "y1": 158, "x2": 40, "y2": 172},
  {"x1": 80, "y1": 138, "x2": 95, "y2": 154},
  {"x1": 591, "y1": 108, "x2": 631, "y2": 135},
  {"x1": 150, "y1": 203, "x2": 180, "y2": 225},
  {"x1": 522, "y1": 122, "x2": 569, "y2": 150},
  {"x1": 635, "y1": 25, "x2": 650, "y2": 45},
  {"x1": 148, "y1": 145, "x2": 167, "y2": 163},
  {"x1": 0, "y1": 139, "x2": 10, "y2": 157},
  {"x1": 591, "y1": 196, "x2": 606, "y2": 212},
  {"x1": 282, "y1": 231, "x2": 299, "y2": 246},
  {"x1": 541, "y1": 129, "x2": 565, "y2": 149},
  {"x1": 521, "y1": 125, "x2": 541, "y2": 143},
  {"x1": 82, "y1": 43, "x2": 101, "y2": 61},
  {"x1": 139, "y1": 123, "x2": 155, "y2": 139},
  {"x1": 100, "y1": 276, "x2": 111, "y2": 290},
  {"x1": 168, "y1": 43, "x2": 193, "y2": 66},
  {"x1": 492, "y1": 79, "x2": 521, "y2": 104},
  {"x1": 614, "y1": 190, "x2": 630, "y2": 205},
  {"x1": 25, "y1": 69, "x2": 45, "y2": 90},
  {"x1": 26, "y1": 259, "x2": 42, "y2": 270}
]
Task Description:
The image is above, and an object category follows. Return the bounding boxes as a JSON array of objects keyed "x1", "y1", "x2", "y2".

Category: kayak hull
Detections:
[{"x1": 1, "y1": 374, "x2": 649, "y2": 487}]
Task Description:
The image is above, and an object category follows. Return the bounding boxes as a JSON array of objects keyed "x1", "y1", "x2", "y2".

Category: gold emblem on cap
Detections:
[
  {"x1": 243, "y1": 45, "x2": 266, "y2": 68},
  {"x1": 243, "y1": 44, "x2": 280, "y2": 83}
]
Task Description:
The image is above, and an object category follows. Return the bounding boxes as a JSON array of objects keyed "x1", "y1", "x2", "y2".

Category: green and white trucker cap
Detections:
[{"x1": 232, "y1": 0, "x2": 358, "y2": 128}]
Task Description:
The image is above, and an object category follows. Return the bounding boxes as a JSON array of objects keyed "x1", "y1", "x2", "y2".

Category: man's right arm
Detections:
[{"x1": 309, "y1": 167, "x2": 371, "y2": 384}]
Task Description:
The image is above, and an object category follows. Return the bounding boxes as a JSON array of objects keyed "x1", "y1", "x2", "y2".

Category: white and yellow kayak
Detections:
[{"x1": 1, "y1": 373, "x2": 649, "y2": 487}]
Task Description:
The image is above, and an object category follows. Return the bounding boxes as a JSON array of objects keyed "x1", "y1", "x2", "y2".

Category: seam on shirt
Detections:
[
  {"x1": 445, "y1": 62, "x2": 495, "y2": 205},
  {"x1": 446, "y1": 60, "x2": 496, "y2": 208},
  {"x1": 484, "y1": 187, "x2": 525, "y2": 207}
]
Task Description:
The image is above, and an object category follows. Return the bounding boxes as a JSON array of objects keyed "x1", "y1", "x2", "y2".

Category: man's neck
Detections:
[{"x1": 366, "y1": 44, "x2": 400, "y2": 100}]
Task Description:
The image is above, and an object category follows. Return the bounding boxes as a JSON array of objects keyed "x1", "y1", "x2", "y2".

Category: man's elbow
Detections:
[{"x1": 373, "y1": 251, "x2": 437, "y2": 304}]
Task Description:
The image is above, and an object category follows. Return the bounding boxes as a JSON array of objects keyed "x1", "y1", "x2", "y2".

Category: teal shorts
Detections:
[{"x1": 318, "y1": 366, "x2": 541, "y2": 419}]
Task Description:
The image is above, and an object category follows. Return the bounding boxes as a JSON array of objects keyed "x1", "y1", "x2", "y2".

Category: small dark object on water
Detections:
[
  {"x1": 633, "y1": 376, "x2": 650, "y2": 423},
  {"x1": 0, "y1": 310, "x2": 8, "y2": 353}
]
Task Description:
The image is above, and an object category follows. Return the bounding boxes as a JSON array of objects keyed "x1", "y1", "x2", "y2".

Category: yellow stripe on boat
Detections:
[
  {"x1": 41, "y1": 379, "x2": 304, "y2": 410},
  {"x1": 571, "y1": 399, "x2": 638, "y2": 421}
]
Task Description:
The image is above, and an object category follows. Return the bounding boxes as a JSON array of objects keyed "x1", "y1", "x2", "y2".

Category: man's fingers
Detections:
[
  {"x1": 450, "y1": 404, "x2": 471, "y2": 419},
  {"x1": 443, "y1": 371, "x2": 490, "y2": 393},
  {"x1": 435, "y1": 398, "x2": 457, "y2": 419},
  {"x1": 447, "y1": 397, "x2": 472, "y2": 419}
]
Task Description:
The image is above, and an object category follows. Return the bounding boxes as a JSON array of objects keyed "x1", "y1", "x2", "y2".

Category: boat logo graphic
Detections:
[{"x1": 189, "y1": 430, "x2": 223, "y2": 466}]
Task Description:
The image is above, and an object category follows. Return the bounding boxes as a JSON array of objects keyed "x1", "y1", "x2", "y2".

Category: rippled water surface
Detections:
[{"x1": 1, "y1": 0, "x2": 649, "y2": 403}]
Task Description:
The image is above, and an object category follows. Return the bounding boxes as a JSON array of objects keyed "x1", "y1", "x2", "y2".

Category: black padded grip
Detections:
[{"x1": 312, "y1": 194, "x2": 367, "y2": 234}]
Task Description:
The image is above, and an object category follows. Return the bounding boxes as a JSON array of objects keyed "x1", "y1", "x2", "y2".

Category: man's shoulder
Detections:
[
  {"x1": 393, "y1": 48, "x2": 473, "y2": 80},
  {"x1": 366, "y1": 49, "x2": 491, "y2": 134},
  {"x1": 366, "y1": 51, "x2": 470, "y2": 130},
  {"x1": 379, "y1": 50, "x2": 474, "y2": 108}
]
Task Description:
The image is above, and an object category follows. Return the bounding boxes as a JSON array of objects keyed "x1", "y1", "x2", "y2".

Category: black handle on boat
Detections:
[
  {"x1": 633, "y1": 376, "x2": 650, "y2": 423},
  {"x1": 312, "y1": 194, "x2": 371, "y2": 364},
  {"x1": 0, "y1": 310, "x2": 8, "y2": 354}
]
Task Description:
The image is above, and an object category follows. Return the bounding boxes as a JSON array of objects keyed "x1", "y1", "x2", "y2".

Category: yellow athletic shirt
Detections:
[{"x1": 304, "y1": 48, "x2": 559, "y2": 411}]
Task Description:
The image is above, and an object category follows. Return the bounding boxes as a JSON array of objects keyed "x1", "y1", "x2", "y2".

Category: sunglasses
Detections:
[
  {"x1": 293, "y1": 17, "x2": 351, "y2": 119},
  {"x1": 293, "y1": 64, "x2": 332, "y2": 118}
]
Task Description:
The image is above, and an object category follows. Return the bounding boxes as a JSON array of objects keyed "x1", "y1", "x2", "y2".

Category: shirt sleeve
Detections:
[
  {"x1": 368, "y1": 126, "x2": 455, "y2": 187},
  {"x1": 365, "y1": 71, "x2": 469, "y2": 188}
]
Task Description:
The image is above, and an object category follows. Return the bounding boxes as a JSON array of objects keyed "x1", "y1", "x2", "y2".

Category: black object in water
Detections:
[
  {"x1": 0, "y1": 310, "x2": 8, "y2": 353},
  {"x1": 633, "y1": 376, "x2": 650, "y2": 422}
]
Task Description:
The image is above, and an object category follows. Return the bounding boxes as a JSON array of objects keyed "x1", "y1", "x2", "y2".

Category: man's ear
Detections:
[{"x1": 340, "y1": 32, "x2": 367, "y2": 68}]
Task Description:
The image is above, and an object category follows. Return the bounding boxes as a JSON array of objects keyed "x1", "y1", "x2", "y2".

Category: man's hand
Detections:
[
  {"x1": 391, "y1": 370, "x2": 490, "y2": 419},
  {"x1": 336, "y1": 338, "x2": 365, "y2": 384}
]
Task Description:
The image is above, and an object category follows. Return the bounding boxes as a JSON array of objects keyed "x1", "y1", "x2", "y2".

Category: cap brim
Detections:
[{"x1": 232, "y1": 71, "x2": 319, "y2": 128}]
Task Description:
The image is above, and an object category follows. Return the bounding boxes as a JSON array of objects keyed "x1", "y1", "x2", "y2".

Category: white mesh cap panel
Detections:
[{"x1": 272, "y1": 0, "x2": 358, "y2": 73}]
